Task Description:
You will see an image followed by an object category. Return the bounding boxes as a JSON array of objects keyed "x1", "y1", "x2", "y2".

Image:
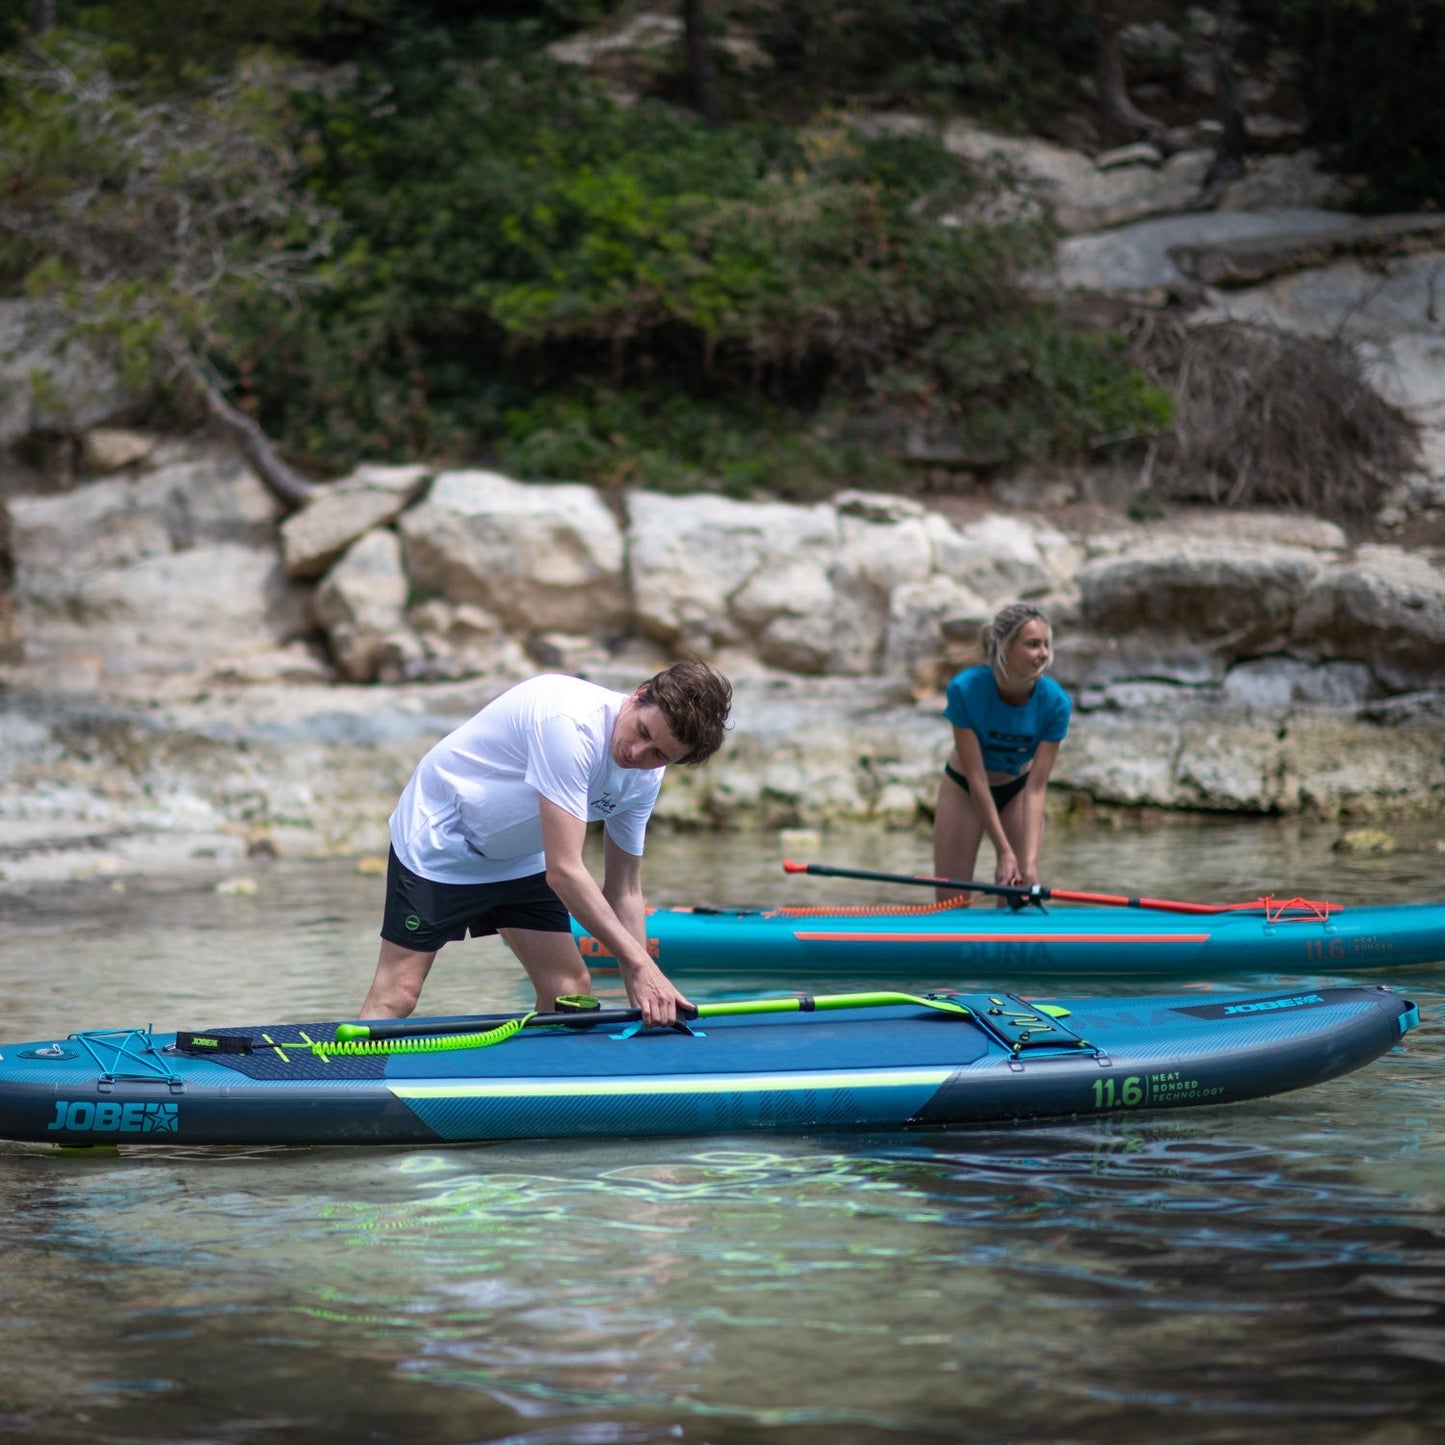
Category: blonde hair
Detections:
[{"x1": 980, "y1": 603, "x2": 1052, "y2": 687}]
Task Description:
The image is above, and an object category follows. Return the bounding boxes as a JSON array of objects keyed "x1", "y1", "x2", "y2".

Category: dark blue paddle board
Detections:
[{"x1": 0, "y1": 984, "x2": 1417, "y2": 1147}]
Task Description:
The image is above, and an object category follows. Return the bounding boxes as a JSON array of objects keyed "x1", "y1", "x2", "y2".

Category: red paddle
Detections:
[{"x1": 781, "y1": 860, "x2": 1341, "y2": 919}]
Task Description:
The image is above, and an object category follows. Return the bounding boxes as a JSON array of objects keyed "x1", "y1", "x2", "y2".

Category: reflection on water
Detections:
[{"x1": 1, "y1": 815, "x2": 1444, "y2": 1442}]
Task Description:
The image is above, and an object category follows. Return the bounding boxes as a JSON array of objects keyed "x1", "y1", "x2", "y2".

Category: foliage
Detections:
[
  {"x1": 707, "y1": 0, "x2": 1097, "y2": 131},
  {"x1": 1276, "y1": 0, "x2": 1445, "y2": 210},
  {"x1": 494, "y1": 388, "x2": 903, "y2": 501},
  {"x1": 0, "y1": 34, "x2": 335, "y2": 405},
  {"x1": 40, "y1": 1, "x2": 608, "y2": 79},
  {"x1": 915, "y1": 307, "x2": 1174, "y2": 467},
  {"x1": 1, "y1": 11, "x2": 1172, "y2": 492},
  {"x1": 253, "y1": 36, "x2": 1171, "y2": 482}
]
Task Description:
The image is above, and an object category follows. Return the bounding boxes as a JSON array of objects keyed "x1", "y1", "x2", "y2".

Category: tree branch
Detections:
[{"x1": 173, "y1": 349, "x2": 320, "y2": 509}]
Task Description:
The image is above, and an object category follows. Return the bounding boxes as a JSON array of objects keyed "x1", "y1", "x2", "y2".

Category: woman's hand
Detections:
[{"x1": 994, "y1": 850, "x2": 1021, "y2": 887}]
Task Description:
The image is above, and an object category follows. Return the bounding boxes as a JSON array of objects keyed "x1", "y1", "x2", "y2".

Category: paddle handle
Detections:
[{"x1": 782, "y1": 859, "x2": 1040, "y2": 905}]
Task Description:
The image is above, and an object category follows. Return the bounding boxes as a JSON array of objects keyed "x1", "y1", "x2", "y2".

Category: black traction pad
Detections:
[{"x1": 175, "y1": 1025, "x2": 389, "y2": 1081}]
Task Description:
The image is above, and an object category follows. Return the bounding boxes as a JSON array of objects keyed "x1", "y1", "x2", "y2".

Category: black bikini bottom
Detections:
[{"x1": 943, "y1": 762, "x2": 1028, "y2": 811}]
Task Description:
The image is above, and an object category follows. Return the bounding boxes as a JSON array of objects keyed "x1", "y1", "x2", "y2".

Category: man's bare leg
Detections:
[
  {"x1": 501, "y1": 927, "x2": 593, "y2": 1012},
  {"x1": 359, "y1": 939, "x2": 438, "y2": 1019}
]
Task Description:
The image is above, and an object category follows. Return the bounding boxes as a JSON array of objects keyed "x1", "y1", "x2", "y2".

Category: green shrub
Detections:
[
  {"x1": 494, "y1": 388, "x2": 904, "y2": 501},
  {"x1": 5, "y1": 13, "x2": 1171, "y2": 492}
]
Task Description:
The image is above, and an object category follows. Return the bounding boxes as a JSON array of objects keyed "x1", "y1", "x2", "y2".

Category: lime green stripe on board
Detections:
[{"x1": 389, "y1": 1067, "x2": 955, "y2": 1101}]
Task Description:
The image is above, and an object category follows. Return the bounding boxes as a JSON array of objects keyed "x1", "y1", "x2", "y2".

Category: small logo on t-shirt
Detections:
[{"x1": 591, "y1": 791, "x2": 619, "y2": 816}]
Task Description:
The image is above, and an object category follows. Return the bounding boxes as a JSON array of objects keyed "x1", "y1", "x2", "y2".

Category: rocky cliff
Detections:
[{"x1": 2, "y1": 98, "x2": 1443, "y2": 882}]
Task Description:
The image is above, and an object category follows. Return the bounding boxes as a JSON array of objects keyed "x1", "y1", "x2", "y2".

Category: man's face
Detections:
[{"x1": 611, "y1": 697, "x2": 689, "y2": 770}]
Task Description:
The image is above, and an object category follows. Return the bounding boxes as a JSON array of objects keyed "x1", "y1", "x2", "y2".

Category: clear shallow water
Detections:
[{"x1": 2, "y1": 815, "x2": 1444, "y2": 1443}]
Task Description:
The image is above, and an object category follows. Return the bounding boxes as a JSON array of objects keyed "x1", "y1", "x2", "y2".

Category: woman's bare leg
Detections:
[{"x1": 932, "y1": 777, "x2": 985, "y2": 905}]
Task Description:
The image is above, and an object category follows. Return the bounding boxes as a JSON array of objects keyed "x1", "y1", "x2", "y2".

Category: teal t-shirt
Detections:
[{"x1": 942, "y1": 668, "x2": 1071, "y2": 776}]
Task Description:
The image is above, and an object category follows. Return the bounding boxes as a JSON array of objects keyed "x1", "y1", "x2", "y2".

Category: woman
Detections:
[{"x1": 933, "y1": 603, "x2": 1071, "y2": 902}]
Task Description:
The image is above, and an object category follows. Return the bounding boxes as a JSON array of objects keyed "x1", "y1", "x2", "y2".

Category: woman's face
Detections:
[{"x1": 1004, "y1": 618, "x2": 1052, "y2": 679}]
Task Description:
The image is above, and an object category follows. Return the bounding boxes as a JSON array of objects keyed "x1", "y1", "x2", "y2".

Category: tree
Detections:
[
  {"x1": 1196, "y1": 0, "x2": 1250, "y2": 202},
  {"x1": 682, "y1": 0, "x2": 720, "y2": 126},
  {"x1": 0, "y1": 36, "x2": 334, "y2": 504},
  {"x1": 1091, "y1": 0, "x2": 1168, "y2": 146}
]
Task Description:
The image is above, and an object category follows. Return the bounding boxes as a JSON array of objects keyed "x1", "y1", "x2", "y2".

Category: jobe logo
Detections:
[
  {"x1": 1223, "y1": 993, "x2": 1324, "y2": 1016},
  {"x1": 47, "y1": 1100, "x2": 180, "y2": 1134}
]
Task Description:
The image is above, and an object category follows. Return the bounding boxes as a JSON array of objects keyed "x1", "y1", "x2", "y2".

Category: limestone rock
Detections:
[
  {"x1": 1054, "y1": 209, "x2": 1357, "y2": 300},
  {"x1": 925, "y1": 512, "x2": 1078, "y2": 606},
  {"x1": 313, "y1": 529, "x2": 412, "y2": 683},
  {"x1": 280, "y1": 464, "x2": 431, "y2": 580},
  {"x1": 72, "y1": 543, "x2": 311, "y2": 683},
  {"x1": 627, "y1": 491, "x2": 836, "y2": 657},
  {"x1": 81, "y1": 428, "x2": 160, "y2": 474},
  {"x1": 399, "y1": 471, "x2": 629, "y2": 636},
  {"x1": 1291, "y1": 545, "x2": 1445, "y2": 692},
  {"x1": 885, "y1": 575, "x2": 993, "y2": 689},
  {"x1": 942, "y1": 121, "x2": 1215, "y2": 234},
  {"x1": 1333, "y1": 828, "x2": 1399, "y2": 854},
  {"x1": 1077, "y1": 538, "x2": 1323, "y2": 659}
]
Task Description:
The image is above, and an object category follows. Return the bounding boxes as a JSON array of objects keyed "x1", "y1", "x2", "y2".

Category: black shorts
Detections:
[
  {"x1": 943, "y1": 762, "x2": 1029, "y2": 812},
  {"x1": 380, "y1": 847, "x2": 571, "y2": 952}
]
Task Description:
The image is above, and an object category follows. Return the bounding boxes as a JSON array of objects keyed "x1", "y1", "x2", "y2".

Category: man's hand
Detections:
[{"x1": 625, "y1": 959, "x2": 692, "y2": 1028}]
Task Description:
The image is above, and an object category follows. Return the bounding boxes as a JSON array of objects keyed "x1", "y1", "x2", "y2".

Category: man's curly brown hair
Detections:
[{"x1": 637, "y1": 659, "x2": 733, "y2": 766}]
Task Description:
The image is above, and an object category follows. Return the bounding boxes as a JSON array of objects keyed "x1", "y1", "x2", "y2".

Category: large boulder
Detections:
[
  {"x1": 1059, "y1": 696, "x2": 1445, "y2": 814},
  {"x1": 628, "y1": 491, "x2": 832, "y2": 655},
  {"x1": 398, "y1": 471, "x2": 629, "y2": 636},
  {"x1": 8, "y1": 446, "x2": 281, "y2": 616},
  {"x1": 628, "y1": 490, "x2": 940, "y2": 674},
  {"x1": 883, "y1": 575, "x2": 993, "y2": 688},
  {"x1": 942, "y1": 121, "x2": 1217, "y2": 234},
  {"x1": 1071, "y1": 535, "x2": 1445, "y2": 695},
  {"x1": 1292, "y1": 545, "x2": 1445, "y2": 692},
  {"x1": 280, "y1": 464, "x2": 431, "y2": 579},
  {"x1": 3, "y1": 446, "x2": 312, "y2": 690},
  {"x1": 54, "y1": 543, "x2": 313, "y2": 685},
  {"x1": 925, "y1": 511, "x2": 1079, "y2": 605},
  {"x1": 1077, "y1": 538, "x2": 1327, "y2": 664},
  {"x1": 312, "y1": 528, "x2": 413, "y2": 683},
  {"x1": 1054, "y1": 209, "x2": 1357, "y2": 300}
]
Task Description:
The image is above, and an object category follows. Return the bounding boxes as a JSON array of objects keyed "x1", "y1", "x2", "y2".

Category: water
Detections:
[{"x1": 2, "y1": 815, "x2": 1444, "y2": 1443}]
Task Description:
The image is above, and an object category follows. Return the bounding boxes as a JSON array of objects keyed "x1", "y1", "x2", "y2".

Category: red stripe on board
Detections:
[{"x1": 791, "y1": 931, "x2": 1212, "y2": 946}]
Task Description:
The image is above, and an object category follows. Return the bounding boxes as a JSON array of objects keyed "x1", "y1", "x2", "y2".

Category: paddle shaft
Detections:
[
  {"x1": 781, "y1": 859, "x2": 1327, "y2": 916},
  {"x1": 341, "y1": 990, "x2": 970, "y2": 1042}
]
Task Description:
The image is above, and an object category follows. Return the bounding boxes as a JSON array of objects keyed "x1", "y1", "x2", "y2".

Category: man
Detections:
[{"x1": 358, "y1": 659, "x2": 732, "y2": 1028}]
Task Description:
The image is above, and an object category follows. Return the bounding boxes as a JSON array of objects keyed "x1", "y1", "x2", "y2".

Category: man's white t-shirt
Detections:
[{"x1": 389, "y1": 675, "x2": 665, "y2": 884}]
